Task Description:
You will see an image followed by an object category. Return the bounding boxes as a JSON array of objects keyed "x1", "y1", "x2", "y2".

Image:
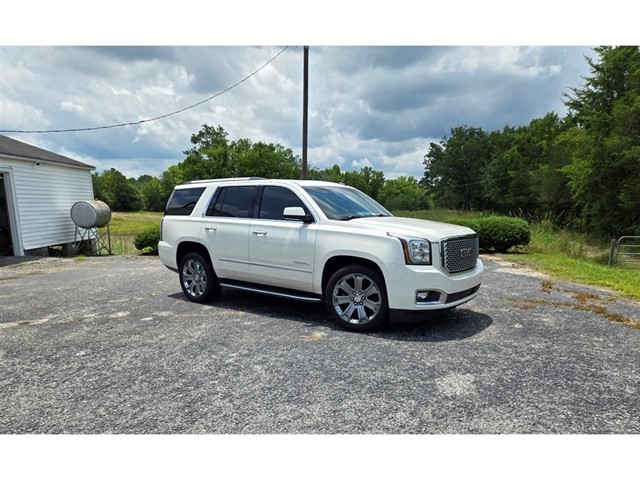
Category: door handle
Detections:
[
  {"x1": 205, "y1": 226, "x2": 217, "y2": 232},
  {"x1": 252, "y1": 230, "x2": 267, "y2": 237}
]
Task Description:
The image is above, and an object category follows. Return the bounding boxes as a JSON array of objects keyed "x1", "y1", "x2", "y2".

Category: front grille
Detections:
[{"x1": 441, "y1": 235, "x2": 479, "y2": 274}]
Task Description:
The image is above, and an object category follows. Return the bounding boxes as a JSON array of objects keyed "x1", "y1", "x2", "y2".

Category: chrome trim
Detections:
[
  {"x1": 186, "y1": 177, "x2": 266, "y2": 184},
  {"x1": 219, "y1": 282, "x2": 322, "y2": 303},
  {"x1": 250, "y1": 262, "x2": 312, "y2": 274},
  {"x1": 415, "y1": 287, "x2": 480, "y2": 306},
  {"x1": 219, "y1": 258, "x2": 250, "y2": 265},
  {"x1": 440, "y1": 234, "x2": 479, "y2": 274},
  {"x1": 220, "y1": 258, "x2": 313, "y2": 273},
  {"x1": 415, "y1": 289, "x2": 445, "y2": 305}
]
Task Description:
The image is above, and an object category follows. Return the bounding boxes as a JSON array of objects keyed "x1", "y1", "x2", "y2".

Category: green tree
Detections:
[
  {"x1": 562, "y1": 46, "x2": 640, "y2": 235},
  {"x1": 378, "y1": 176, "x2": 429, "y2": 211},
  {"x1": 93, "y1": 168, "x2": 142, "y2": 211},
  {"x1": 480, "y1": 126, "x2": 519, "y2": 213},
  {"x1": 355, "y1": 166, "x2": 385, "y2": 199},
  {"x1": 173, "y1": 124, "x2": 302, "y2": 182},
  {"x1": 230, "y1": 139, "x2": 301, "y2": 178},
  {"x1": 161, "y1": 164, "x2": 186, "y2": 201},
  {"x1": 138, "y1": 175, "x2": 165, "y2": 211},
  {"x1": 526, "y1": 114, "x2": 575, "y2": 222},
  {"x1": 307, "y1": 165, "x2": 386, "y2": 201},
  {"x1": 92, "y1": 171, "x2": 106, "y2": 202},
  {"x1": 423, "y1": 126, "x2": 491, "y2": 210},
  {"x1": 181, "y1": 124, "x2": 232, "y2": 180},
  {"x1": 481, "y1": 113, "x2": 573, "y2": 221},
  {"x1": 308, "y1": 164, "x2": 343, "y2": 183}
]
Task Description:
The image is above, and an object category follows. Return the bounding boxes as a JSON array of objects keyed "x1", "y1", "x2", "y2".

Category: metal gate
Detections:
[{"x1": 609, "y1": 236, "x2": 640, "y2": 267}]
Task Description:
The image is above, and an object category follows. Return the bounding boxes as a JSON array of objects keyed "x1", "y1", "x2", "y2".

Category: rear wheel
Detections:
[
  {"x1": 179, "y1": 252, "x2": 221, "y2": 303},
  {"x1": 325, "y1": 265, "x2": 388, "y2": 332}
]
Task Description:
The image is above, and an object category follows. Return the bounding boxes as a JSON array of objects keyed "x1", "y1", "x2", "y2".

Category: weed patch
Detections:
[
  {"x1": 507, "y1": 296, "x2": 640, "y2": 330},
  {"x1": 540, "y1": 280, "x2": 554, "y2": 294}
]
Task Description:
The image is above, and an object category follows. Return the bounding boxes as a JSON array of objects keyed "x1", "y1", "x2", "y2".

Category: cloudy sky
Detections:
[{"x1": 0, "y1": 2, "x2": 628, "y2": 181}]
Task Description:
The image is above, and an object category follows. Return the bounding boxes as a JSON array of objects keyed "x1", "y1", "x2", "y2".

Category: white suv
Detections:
[{"x1": 159, "y1": 178, "x2": 483, "y2": 332}]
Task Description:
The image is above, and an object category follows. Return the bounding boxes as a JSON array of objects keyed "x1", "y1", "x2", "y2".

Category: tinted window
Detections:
[
  {"x1": 165, "y1": 187, "x2": 206, "y2": 216},
  {"x1": 259, "y1": 186, "x2": 307, "y2": 220},
  {"x1": 210, "y1": 186, "x2": 257, "y2": 218}
]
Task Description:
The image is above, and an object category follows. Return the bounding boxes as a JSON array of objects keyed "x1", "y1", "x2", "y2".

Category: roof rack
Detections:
[{"x1": 184, "y1": 177, "x2": 267, "y2": 184}]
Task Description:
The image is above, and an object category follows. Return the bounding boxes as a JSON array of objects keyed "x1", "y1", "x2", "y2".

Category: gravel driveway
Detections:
[{"x1": 1, "y1": 254, "x2": 639, "y2": 434}]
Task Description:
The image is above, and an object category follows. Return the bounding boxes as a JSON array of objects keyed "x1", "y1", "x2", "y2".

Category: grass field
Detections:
[
  {"x1": 109, "y1": 209, "x2": 639, "y2": 301},
  {"x1": 107, "y1": 211, "x2": 162, "y2": 255}
]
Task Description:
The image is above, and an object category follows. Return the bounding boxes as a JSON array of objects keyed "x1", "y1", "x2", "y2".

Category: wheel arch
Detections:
[
  {"x1": 177, "y1": 241, "x2": 213, "y2": 270},
  {"x1": 321, "y1": 255, "x2": 386, "y2": 294}
]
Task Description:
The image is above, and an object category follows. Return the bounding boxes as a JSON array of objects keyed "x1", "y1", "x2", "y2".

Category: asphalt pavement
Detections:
[{"x1": 1, "y1": 254, "x2": 639, "y2": 434}]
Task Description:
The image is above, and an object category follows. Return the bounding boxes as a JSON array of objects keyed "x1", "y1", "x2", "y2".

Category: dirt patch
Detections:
[
  {"x1": 508, "y1": 281, "x2": 640, "y2": 331},
  {"x1": 0, "y1": 256, "x2": 124, "y2": 282},
  {"x1": 489, "y1": 256, "x2": 551, "y2": 279},
  {"x1": 0, "y1": 257, "x2": 79, "y2": 281}
]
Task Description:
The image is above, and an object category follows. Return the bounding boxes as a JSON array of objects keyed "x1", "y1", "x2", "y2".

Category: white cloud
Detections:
[
  {"x1": 352, "y1": 158, "x2": 373, "y2": 169},
  {"x1": 61, "y1": 100, "x2": 86, "y2": 115},
  {"x1": 0, "y1": 98, "x2": 48, "y2": 127}
]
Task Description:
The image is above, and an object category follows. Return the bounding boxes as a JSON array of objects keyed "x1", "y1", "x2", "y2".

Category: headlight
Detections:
[{"x1": 388, "y1": 233, "x2": 432, "y2": 265}]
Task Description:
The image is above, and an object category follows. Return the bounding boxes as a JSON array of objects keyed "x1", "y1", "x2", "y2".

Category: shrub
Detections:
[
  {"x1": 446, "y1": 216, "x2": 531, "y2": 252},
  {"x1": 475, "y1": 216, "x2": 531, "y2": 252},
  {"x1": 133, "y1": 223, "x2": 160, "y2": 254}
]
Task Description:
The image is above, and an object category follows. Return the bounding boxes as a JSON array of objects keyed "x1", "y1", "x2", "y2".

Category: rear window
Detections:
[
  {"x1": 208, "y1": 186, "x2": 257, "y2": 218},
  {"x1": 165, "y1": 187, "x2": 206, "y2": 216}
]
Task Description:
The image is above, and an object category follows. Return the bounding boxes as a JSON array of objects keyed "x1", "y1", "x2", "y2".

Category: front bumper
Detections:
[{"x1": 383, "y1": 259, "x2": 483, "y2": 313}]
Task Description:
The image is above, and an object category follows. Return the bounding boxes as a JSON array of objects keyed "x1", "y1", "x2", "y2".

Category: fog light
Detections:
[{"x1": 416, "y1": 290, "x2": 441, "y2": 304}]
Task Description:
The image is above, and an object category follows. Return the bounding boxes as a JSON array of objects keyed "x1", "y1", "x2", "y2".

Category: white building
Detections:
[{"x1": 0, "y1": 135, "x2": 95, "y2": 256}]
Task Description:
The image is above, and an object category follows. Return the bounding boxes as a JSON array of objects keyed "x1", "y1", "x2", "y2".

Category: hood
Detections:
[{"x1": 346, "y1": 216, "x2": 476, "y2": 240}]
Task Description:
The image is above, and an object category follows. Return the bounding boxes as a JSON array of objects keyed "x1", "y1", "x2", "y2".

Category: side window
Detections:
[
  {"x1": 165, "y1": 187, "x2": 206, "y2": 216},
  {"x1": 259, "y1": 186, "x2": 307, "y2": 220},
  {"x1": 208, "y1": 186, "x2": 257, "y2": 218}
]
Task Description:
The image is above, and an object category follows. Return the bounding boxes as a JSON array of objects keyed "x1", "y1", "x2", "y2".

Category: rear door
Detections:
[
  {"x1": 201, "y1": 185, "x2": 257, "y2": 282},
  {"x1": 249, "y1": 185, "x2": 318, "y2": 292}
]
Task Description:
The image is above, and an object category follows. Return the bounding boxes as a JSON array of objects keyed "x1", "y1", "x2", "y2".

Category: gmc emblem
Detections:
[{"x1": 460, "y1": 247, "x2": 472, "y2": 258}]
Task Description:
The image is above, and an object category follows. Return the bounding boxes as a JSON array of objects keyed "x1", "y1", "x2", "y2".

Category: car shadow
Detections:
[
  {"x1": 168, "y1": 289, "x2": 493, "y2": 342},
  {"x1": 378, "y1": 308, "x2": 493, "y2": 342}
]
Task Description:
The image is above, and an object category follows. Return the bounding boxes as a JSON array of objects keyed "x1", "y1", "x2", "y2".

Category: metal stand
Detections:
[{"x1": 73, "y1": 224, "x2": 112, "y2": 255}]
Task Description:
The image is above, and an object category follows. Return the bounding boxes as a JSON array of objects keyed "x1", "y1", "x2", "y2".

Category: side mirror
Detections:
[{"x1": 283, "y1": 206, "x2": 313, "y2": 223}]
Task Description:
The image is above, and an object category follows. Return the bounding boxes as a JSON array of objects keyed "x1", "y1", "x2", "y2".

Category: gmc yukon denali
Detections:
[{"x1": 158, "y1": 178, "x2": 483, "y2": 332}]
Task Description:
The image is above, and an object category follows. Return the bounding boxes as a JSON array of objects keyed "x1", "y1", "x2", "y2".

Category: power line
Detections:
[{"x1": 0, "y1": 46, "x2": 290, "y2": 134}]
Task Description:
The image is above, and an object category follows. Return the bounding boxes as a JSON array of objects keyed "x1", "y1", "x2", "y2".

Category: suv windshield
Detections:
[{"x1": 303, "y1": 185, "x2": 391, "y2": 220}]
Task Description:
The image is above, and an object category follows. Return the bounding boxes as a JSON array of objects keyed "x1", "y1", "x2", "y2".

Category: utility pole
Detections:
[{"x1": 302, "y1": 46, "x2": 309, "y2": 180}]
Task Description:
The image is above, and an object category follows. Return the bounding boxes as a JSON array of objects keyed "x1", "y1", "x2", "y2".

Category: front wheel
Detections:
[
  {"x1": 179, "y1": 252, "x2": 221, "y2": 303},
  {"x1": 325, "y1": 265, "x2": 389, "y2": 332}
]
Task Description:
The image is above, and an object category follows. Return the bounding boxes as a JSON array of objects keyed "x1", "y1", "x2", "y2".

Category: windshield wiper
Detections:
[{"x1": 339, "y1": 213, "x2": 390, "y2": 221}]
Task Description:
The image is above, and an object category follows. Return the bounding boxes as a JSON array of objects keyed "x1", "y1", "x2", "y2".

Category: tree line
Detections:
[
  {"x1": 94, "y1": 46, "x2": 640, "y2": 238},
  {"x1": 423, "y1": 46, "x2": 640, "y2": 237},
  {"x1": 92, "y1": 124, "x2": 428, "y2": 213}
]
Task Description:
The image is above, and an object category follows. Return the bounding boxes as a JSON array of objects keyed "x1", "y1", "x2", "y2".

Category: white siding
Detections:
[{"x1": 0, "y1": 158, "x2": 94, "y2": 251}]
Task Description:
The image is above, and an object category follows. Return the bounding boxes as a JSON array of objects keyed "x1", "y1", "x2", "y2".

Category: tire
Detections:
[
  {"x1": 178, "y1": 252, "x2": 221, "y2": 303},
  {"x1": 325, "y1": 265, "x2": 389, "y2": 332}
]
